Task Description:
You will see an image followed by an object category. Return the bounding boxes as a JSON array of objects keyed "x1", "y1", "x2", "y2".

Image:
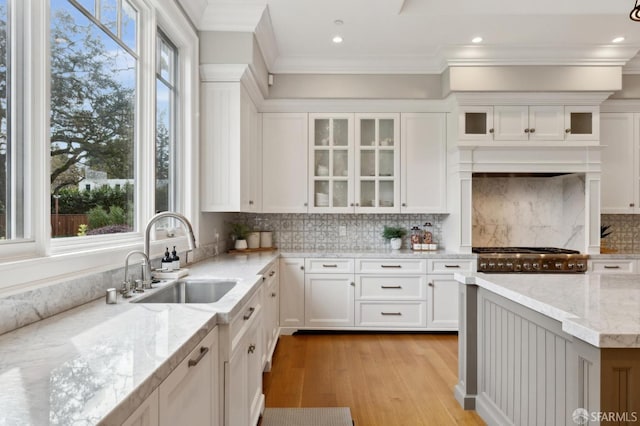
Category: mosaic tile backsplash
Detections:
[
  {"x1": 601, "y1": 214, "x2": 640, "y2": 253},
  {"x1": 229, "y1": 213, "x2": 446, "y2": 251}
]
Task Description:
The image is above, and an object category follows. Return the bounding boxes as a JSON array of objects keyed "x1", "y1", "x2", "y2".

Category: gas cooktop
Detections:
[{"x1": 473, "y1": 247, "x2": 588, "y2": 273}]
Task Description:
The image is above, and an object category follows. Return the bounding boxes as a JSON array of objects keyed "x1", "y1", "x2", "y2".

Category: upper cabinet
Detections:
[
  {"x1": 459, "y1": 105, "x2": 599, "y2": 142},
  {"x1": 262, "y1": 113, "x2": 309, "y2": 213},
  {"x1": 201, "y1": 82, "x2": 261, "y2": 212},
  {"x1": 355, "y1": 113, "x2": 400, "y2": 213},
  {"x1": 600, "y1": 112, "x2": 638, "y2": 213},
  {"x1": 400, "y1": 113, "x2": 447, "y2": 213},
  {"x1": 308, "y1": 114, "x2": 354, "y2": 213}
]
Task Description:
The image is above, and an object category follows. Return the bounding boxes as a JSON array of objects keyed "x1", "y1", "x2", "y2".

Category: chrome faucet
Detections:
[
  {"x1": 122, "y1": 250, "x2": 150, "y2": 297},
  {"x1": 144, "y1": 211, "x2": 197, "y2": 279}
]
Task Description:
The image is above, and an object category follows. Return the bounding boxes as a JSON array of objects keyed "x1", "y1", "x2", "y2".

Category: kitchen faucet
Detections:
[
  {"x1": 143, "y1": 211, "x2": 197, "y2": 280},
  {"x1": 122, "y1": 250, "x2": 150, "y2": 297}
]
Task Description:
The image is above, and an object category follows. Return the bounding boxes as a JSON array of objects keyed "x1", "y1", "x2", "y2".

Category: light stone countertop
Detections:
[
  {"x1": 0, "y1": 251, "x2": 279, "y2": 426},
  {"x1": 455, "y1": 272, "x2": 640, "y2": 348},
  {"x1": 279, "y1": 249, "x2": 476, "y2": 259}
]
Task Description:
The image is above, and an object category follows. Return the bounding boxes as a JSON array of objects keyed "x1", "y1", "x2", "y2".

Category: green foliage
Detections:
[
  {"x1": 229, "y1": 222, "x2": 251, "y2": 240},
  {"x1": 382, "y1": 226, "x2": 407, "y2": 240},
  {"x1": 88, "y1": 206, "x2": 110, "y2": 229},
  {"x1": 108, "y1": 206, "x2": 126, "y2": 225},
  {"x1": 53, "y1": 184, "x2": 133, "y2": 215}
]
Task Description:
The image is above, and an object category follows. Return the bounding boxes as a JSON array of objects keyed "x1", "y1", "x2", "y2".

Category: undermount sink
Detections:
[{"x1": 133, "y1": 279, "x2": 236, "y2": 304}]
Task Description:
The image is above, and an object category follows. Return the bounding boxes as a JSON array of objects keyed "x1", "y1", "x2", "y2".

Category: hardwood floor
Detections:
[{"x1": 262, "y1": 332, "x2": 485, "y2": 426}]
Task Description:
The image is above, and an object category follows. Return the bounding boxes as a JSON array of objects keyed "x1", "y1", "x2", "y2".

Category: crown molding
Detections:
[
  {"x1": 259, "y1": 98, "x2": 450, "y2": 113},
  {"x1": 254, "y1": 8, "x2": 278, "y2": 70},
  {"x1": 270, "y1": 55, "x2": 444, "y2": 75},
  {"x1": 600, "y1": 99, "x2": 640, "y2": 112},
  {"x1": 199, "y1": 63, "x2": 265, "y2": 106},
  {"x1": 623, "y1": 54, "x2": 640, "y2": 74},
  {"x1": 451, "y1": 92, "x2": 613, "y2": 106}
]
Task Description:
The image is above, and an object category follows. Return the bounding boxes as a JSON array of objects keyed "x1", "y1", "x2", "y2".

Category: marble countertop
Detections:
[
  {"x1": 0, "y1": 251, "x2": 279, "y2": 426},
  {"x1": 455, "y1": 272, "x2": 640, "y2": 348},
  {"x1": 279, "y1": 249, "x2": 475, "y2": 259}
]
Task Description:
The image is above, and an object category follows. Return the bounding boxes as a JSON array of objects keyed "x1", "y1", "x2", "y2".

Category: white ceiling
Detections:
[{"x1": 182, "y1": 0, "x2": 640, "y2": 74}]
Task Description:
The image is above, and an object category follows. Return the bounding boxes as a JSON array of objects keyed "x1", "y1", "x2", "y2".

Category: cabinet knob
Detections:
[
  {"x1": 271, "y1": 292, "x2": 277, "y2": 297},
  {"x1": 300, "y1": 265, "x2": 304, "y2": 270},
  {"x1": 249, "y1": 200, "x2": 254, "y2": 205},
  {"x1": 529, "y1": 128, "x2": 535, "y2": 133},
  {"x1": 428, "y1": 282, "x2": 434, "y2": 287},
  {"x1": 355, "y1": 203, "x2": 360, "y2": 207},
  {"x1": 565, "y1": 128, "x2": 571, "y2": 133},
  {"x1": 401, "y1": 203, "x2": 407, "y2": 207},
  {"x1": 248, "y1": 344, "x2": 256, "y2": 354},
  {"x1": 489, "y1": 128, "x2": 494, "y2": 134},
  {"x1": 304, "y1": 202, "x2": 308, "y2": 207},
  {"x1": 631, "y1": 203, "x2": 636, "y2": 207},
  {"x1": 524, "y1": 128, "x2": 530, "y2": 133},
  {"x1": 350, "y1": 282, "x2": 355, "y2": 286},
  {"x1": 350, "y1": 203, "x2": 354, "y2": 207}
]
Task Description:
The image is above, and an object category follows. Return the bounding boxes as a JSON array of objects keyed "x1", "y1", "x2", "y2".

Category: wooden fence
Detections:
[{"x1": 51, "y1": 214, "x2": 88, "y2": 237}]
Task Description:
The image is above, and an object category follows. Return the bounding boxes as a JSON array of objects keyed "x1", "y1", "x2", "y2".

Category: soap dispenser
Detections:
[
  {"x1": 161, "y1": 247, "x2": 172, "y2": 271},
  {"x1": 171, "y1": 246, "x2": 180, "y2": 270}
]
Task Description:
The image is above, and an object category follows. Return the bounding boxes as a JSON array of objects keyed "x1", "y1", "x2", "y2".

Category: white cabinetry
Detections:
[
  {"x1": 262, "y1": 113, "x2": 308, "y2": 213},
  {"x1": 304, "y1": 258, "x2": 355, "y2": 327},
  {"x1": 224, "y1": 288, "x2": 264, "y2": 426},
  {"x1": 262, "y1": 260, "x2": 279, "y2": 370},
  {"x1": 355, "y1": 114, "x2": 400, "y2": 212},
  {"x1": 600, "y1": 113, "x2": 638, "y2": 213},
  {"x1": 459, "y1": 105, "x2": 598, "y2": 142},
  {"x1": 159, "y1": 327, "x2": 219, "y2": 426},
  {"x1": 201, "y1": 83, "x2": 261, "y2": 212},
  {"x1": 308, "y1": 114, "x2": 354, "y2": 213},
  {"x1": 279, "y1": 257, "x2": 305, "y2": 328},
  {"x1": 122, "y1": 389, "x2": 159, "y2": 426},
  {"x1": 426, "y1": 259, "x2": 475, "y2": 330},
  {"x1": 589, "y1": 259, "x2": 637, "y2": 274},
  {"x1": 400, "y1": 113, "x2": 447, "y2": 213}
]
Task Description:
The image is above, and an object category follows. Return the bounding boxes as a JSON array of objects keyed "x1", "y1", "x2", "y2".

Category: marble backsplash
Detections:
[
  {"x1": 0, "y1": 242, "x2": 220, "y2": 336},
  {"x1": 472, "y1": 174, "x2": 585, "y2": 250},
  {"x1": 600, "y1": 214, "x2": 640, "y2": 253},
  {"x1": 229, "y1": 213, "x2": 446, "y2": 251}
]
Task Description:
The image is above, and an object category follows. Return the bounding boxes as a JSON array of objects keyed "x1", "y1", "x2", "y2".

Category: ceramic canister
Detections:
[
  {"x1": 260, "y1": 231, "x2": 273, "y2": 248},
  {"x1": 247, "y1": 232, "x2": 260, "y2": 249}
]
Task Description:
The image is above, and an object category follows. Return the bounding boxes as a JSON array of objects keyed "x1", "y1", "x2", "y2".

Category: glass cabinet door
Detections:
[
  {"x1": 308, "y1": 114, "x2": 354, "y2": 212},
  {"x1": 355, "y1": 114, "x2": 400, "y2": 212}
]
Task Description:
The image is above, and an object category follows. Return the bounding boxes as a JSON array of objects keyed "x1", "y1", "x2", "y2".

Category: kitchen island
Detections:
[{"x1": 454, "y1": 272, "x2": 640, "y2": 425}]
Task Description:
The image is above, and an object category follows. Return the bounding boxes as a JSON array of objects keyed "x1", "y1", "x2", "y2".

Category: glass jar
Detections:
[
  {"x1": 423, "y1": 222, "x2": 433, "y2": 244},
  {"x1": 410, "y1": 226, "x2": 422, "y2": 250}
]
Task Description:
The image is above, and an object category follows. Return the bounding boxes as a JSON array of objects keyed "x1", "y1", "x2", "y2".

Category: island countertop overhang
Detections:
[{"x1": 454, "y1": 272, "x2": 640, "y2": 348}]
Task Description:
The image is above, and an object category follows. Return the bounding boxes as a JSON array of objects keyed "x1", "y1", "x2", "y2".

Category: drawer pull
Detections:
[
  {"x1": 444, "y1": 264, "x2": 460, "y2": 268},
  {"x1": 381, "y1": 285, "x2": 402, "y2": 289},
  {"x1": 188, "y1": 346, "x2": 209, "y2": 367},
  {"x1": 269, "y1": 270, "x2": 275, "y2": 277},
  {"x1": 381, "y1": 265, "x2": 402, "y2": 269},
  {"x1": 381, "y1": 312, "x2": 402, "y2": 316},
  {"x1": 271, "y1": 292, "x2": 277, "y2": 297},
  {"x1": 248, "y1": 344, "x2": 256, "y2": 354},
  {"x1": 322, "y1": 264, "x2": 338, "y2": 268},
  {"x1": 243, "y1": 307, "x2": 256, "y2": 320},
  {"x1": 604, "y1": 265, "x2": 621, "y2": 269}
]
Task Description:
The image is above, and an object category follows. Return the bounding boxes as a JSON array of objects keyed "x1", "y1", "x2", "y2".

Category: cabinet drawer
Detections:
[
  {"x1": 229, "y1": 286, "x2": 263, "y2": 351},
  {"x1": 356, "y1": 275, "x2": 426, "y2": 301},
  {"x1": 589, "y1": 259, "x2": 636, "y2": 274},
  {"x1": 356, "y1": 302, "x2": 426, "y2": 328},
  {"x1": 356, "y1": 259, "x2": 427, "y2": 274},
  {"x1": 305, "y1": 258, "x2": 354, "y2": 274},
  {"x1": 429, "y1": 259, "x2": 476, "y2": 274}
]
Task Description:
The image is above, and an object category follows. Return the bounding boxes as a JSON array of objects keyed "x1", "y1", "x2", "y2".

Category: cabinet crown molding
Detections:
[{"x1": 451, "y1": 92, "x2": 613, "y2": 106}]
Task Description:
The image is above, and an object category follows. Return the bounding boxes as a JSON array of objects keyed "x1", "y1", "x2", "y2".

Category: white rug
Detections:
[{"x1": 261, "y1": 407, "x2": 353, "y2": 426}]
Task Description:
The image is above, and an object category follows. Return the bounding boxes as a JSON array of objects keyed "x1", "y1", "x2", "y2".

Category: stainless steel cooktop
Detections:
[{"x1": 473, "y1": 247, "x2": 588, "y2": 273}]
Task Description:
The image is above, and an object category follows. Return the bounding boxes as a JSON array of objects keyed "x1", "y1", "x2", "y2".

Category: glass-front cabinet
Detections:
[
  {"x1": 308, "y1": 114, "x2": 354, "y2": 213},
  {"x1": 355, "y1": 113, "x2": 400, "y2": 213}
]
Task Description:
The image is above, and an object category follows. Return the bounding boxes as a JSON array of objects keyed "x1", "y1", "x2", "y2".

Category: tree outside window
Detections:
[{"x1": 50, "y1": 0, "x2": 137, "y2": 237}]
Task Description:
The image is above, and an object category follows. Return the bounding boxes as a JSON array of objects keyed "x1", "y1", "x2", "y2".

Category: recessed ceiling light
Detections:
[
  {"x1": 472, "y1": 36, "x2": 483, "y2": 44},
  {"x1": 332, "y1": 35, "x2": 343, "y2": 44},
  {"x1": 334, "y1": 19, "x2": 344, "y2": 26},
  {"x1": 612, "y1": 36, "x2": 625, "y2": 43}
]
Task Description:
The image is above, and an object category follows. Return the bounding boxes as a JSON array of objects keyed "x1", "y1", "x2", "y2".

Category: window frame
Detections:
[{"x1": 0, "y1": 0, "x2": 199, "y2": 291}]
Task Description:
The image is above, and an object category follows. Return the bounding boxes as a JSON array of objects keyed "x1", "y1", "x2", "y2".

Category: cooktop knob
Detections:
[
  {"x1": 568, "y1": 263, "x2": 575, "y2": 269},
  {"x1": 523, "y1": 263, "x2": 532, "y2": 270},
  {"x1": 480, "y1": 262, "x2": 487, "y2": 269},
  {"x1": 555, "y1": 262, "x2": 563, "y2": 269},
  {"x1": 532, "y1": 263, "x2": 540, "y2": 270}
]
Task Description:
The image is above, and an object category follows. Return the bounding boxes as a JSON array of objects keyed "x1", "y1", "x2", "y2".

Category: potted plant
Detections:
[
  {"x1": 230, "y1": 223, "x2": 251, "y2": 250},
  {"x1": 382, "y1": 226, "x2": 407, "y2": 250}
]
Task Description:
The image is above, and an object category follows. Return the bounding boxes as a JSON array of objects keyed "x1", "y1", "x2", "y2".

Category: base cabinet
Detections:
[
  {"x1": 262, "y1": 261, "x2": 279, "y2": 370},
  {"x1": 426, "y1": 275, "x2": 459, "y2": 330},
  {"x1": 304, "y1": 274, "x2": 355, "y2": 327},
  {"x1": 159, "y1": 327, "x2": 219, "y2": 426},
  {"x1": 279, "y1": 258, "x2": 305, "y2": 328}
]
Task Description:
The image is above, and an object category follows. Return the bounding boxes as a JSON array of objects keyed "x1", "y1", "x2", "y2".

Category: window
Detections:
[
  {"x1": 155, "y1": 31, "x2": 177, "y2": 214},
  {"x1": 50, "y1": 0, "x2": 137, "y2": 238}
]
